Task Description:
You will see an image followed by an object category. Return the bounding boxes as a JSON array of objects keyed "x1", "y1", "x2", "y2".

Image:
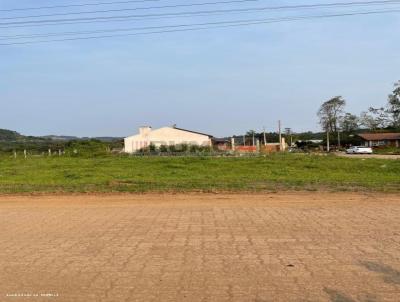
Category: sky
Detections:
[{"x1": 0, "y1": 0, "x2": 399, "y2": 138}]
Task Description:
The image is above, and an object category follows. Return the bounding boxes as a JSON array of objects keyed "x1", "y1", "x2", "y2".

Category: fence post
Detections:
[
  {"x1": 48, "y1": 149, "x2": 51, "y2": 157},
  {"x1": 24, "y1": 149, "x2": 27, "y2": 159},
  {"x1": 14, "y1": 151, "x2": 17, "y2": 159},
  {"x1": 58, "y1": 149, "x2": 61, "y2": 156}
]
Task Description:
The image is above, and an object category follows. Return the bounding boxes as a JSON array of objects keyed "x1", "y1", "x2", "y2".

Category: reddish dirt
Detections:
[{"x1": 1, "y1": 193, "x2": 400, "y2": 301}]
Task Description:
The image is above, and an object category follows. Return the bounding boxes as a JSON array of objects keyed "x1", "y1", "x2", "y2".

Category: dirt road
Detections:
[
  {"x1": 336, "y1": 152, "x2": 400, "y2": 159},
  {"x1": 1, "y1": 193, "x2": 400, "y2": 302}
]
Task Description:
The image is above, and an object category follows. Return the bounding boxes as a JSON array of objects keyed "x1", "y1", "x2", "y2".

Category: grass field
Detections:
[{"x1": 0, "y1": 154, "x2": 399, "y2": 193}]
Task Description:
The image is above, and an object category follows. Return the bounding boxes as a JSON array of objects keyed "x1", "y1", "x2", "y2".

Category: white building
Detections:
[{"x1": 124, "y1": 126, "x2": 213, "y2": 153}]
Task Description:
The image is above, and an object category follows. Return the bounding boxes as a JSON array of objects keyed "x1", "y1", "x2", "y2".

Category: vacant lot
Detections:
[
  {"x1": 0, "y1": 154, "x2": 399, "y2": 193},
  {"x1": 1, "y1": 193, "x2": 400, "y2": 301}
]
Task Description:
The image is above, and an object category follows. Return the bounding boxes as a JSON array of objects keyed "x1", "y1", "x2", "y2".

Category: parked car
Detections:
[{"x1": 346, "y1": 146, "x2": 373, "y2": 154}]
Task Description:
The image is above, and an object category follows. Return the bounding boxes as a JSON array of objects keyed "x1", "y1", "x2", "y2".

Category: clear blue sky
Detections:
[{"x1": 1, "y1": 0, "x2": 399, "y2": 137}]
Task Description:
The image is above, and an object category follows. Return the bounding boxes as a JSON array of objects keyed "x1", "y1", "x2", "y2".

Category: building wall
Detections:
[
  {"x1": 364, "y1": 140, "x2": 400, "y2": 148},
  {"x1": 124, "y1": 127, "x2": 212, "y2": 153}
]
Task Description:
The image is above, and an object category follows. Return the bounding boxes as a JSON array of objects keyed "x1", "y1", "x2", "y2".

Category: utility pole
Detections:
[
  {"x1": 252, "y1": 132, "x2": 255, "y2": 147},
  {"x1": 326, "y1": 130, "x2": 330, "y2": 153},
  {"x1": 243, "y1": 135, "x2": 246, "y2": 146},
  {"x1": 263, "y1": 127, "x2": 267, "y2": 146},
  {"x1": 285, "y1": 128, "x2": 292, "y2": 146},
  {"x1": 337, "y1": 131, "x2": 341, "y2": 150},
  {"x1": 278, "y1": 120, "x2": 282, "y2": 151}
]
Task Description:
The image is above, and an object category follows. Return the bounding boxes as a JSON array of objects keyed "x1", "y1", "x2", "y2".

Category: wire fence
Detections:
[{"x1": 1, "y1": 149, "x2": 272, "y2": 159}]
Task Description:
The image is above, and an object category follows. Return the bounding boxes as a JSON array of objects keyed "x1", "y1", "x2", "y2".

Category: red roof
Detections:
[{"x1": 358, "y1": 133, "x2": 400, "y2": 141}]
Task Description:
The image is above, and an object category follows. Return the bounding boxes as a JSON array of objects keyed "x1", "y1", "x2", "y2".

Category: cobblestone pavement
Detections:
[{"x1": 1, "y1": 193, "x2": 400, "y2": 302}]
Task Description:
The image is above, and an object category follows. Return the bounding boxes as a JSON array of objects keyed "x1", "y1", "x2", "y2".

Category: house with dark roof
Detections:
[{"x1": 358, "y1": 133, "x2": 400, "y2": 148}]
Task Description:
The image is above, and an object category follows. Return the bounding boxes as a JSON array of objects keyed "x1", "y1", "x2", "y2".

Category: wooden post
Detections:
[
  {"x1": 59, "y1": 149, "x2": 62, "y2": 156},
  {"x1": 24, "y1": 150, "x2": 27, "y2": 159},
  {"x1": 48, "y1": 149, "x2": 51, "y2": 156},
  {"x1": 14, "y1": 151, "x2": 17, "y2": 159},
  {"x1": 278, "y1": 120, "x2": 282, "y2": 151}
]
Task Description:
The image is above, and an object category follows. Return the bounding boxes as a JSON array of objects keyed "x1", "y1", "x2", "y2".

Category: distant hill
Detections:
[
  {"x1": 0, "y1": 129, "x2": 122, "y2": 142},
  {"x1": 41, "y1": 135, "x2": 122, "y2": 142},
  {"x1": 93, "y1": 137, "x2": 123, "y2": 142},
  {"x1": 41, "y1": 135, "x2": 79, "y2": 141},
  {"x1": 0, "y1": 129, "x2": 23, "y2": 141},
  {"x1": 0, "y1": 128, "x2": 123, "y2": 152}
]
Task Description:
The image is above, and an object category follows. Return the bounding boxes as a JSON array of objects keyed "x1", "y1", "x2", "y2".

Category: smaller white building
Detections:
[{"x1": 124, "y1": 126, "x2": 213, "y2": 153}]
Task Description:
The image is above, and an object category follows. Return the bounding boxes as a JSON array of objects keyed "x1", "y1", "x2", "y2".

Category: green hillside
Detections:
[{"x1": 0, "y1": 129, "x2": 22, "y2": 141}]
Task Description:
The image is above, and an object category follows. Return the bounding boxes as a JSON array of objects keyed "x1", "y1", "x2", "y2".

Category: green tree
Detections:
[
  {"x1": 359, "y1": 107, "x2": 389, "y2": 130},
  {"x1": 340, "y1": 113, "x2": 359, "y2": 133},
  {"x1": 317, "y1": 96, "x2": 346, "y2": 132},
  {"x1": 246, "y1": 130, "x2": 256, "y2": 146},
  {"x1": 159, "y1": 145, "x2": 168, "y2": 152},
  {"x1": 361, "y1": 81, "x2": 400, "y2": 130},
  {"x1": 149, "y1": 143, "x2": 156, "y2": 152},
  {"x1": 387, "y1": 81, "x2": 400, "y2": 128}
]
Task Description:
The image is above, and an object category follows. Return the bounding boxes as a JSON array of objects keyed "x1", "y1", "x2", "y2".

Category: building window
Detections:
[{"x1": 371, "y1": 141, "x2": 386, "y2": 146}]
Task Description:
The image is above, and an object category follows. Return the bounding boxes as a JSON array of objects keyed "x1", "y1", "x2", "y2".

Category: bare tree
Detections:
[
  {"x1": 359, "y1": 107, "x2": 389, "y2": 130},
  {"x1": 360, "y1": 81, "x2": 400, "y2": 130}
]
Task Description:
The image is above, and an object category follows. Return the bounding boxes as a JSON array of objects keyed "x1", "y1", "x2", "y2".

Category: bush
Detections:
[
  {"x1": 374, "y1": 146, "x2": 400, "y2": 155},
  {"x1": 159, "y1": 145, "x2": 168, "y2": 152},
  {"x1": 64, "y1": 140, "x2": 111, "y2": 157}
]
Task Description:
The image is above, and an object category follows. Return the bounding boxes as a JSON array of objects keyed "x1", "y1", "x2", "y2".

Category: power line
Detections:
[
  {"x1": 0, "y1": 0, "x2": 165, "y2": 12},
  {"x1": 0, "y1": 2, "x2": 397, "y2": 30},
  {"x1": 0, "y1": 17, "x2": 319, "y2": 40},
  {"x1": 1, "y1": 0, "x2": 399, "y2": 26},
  {"x1": 0, "y1": 0, "x2": 262, "y2": 20},
  {"x1": 0, "y1": 8, "x2": 397, "y2": 40},
  {"x1": 1, "y1": 8, "x2": 399, "y2": 46},
  {"x1": 0, "y1": 10, "x2": 262, "y2": 29}
]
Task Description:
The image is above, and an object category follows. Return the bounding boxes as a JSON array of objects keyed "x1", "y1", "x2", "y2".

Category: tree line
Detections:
[{"x1": 317, "y1": 80, "x2": 400, "y2": 145}]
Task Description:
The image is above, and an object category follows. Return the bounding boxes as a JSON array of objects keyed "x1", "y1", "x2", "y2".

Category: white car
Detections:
[{"x1": 346, "y1": 146, "x2": 373, "y2": 154}]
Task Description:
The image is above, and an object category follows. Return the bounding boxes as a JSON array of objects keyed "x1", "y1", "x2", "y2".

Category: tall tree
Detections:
[
  {"x1": 318, "y1": 96, "x2": 346, "y2": 151},
  {"x1": 317, "y1": 96, "x2": 346, "y2": 132},
  {"x1": 340, "y1": 113, "x2": 359, "y2": 133},
  {"x1": 359, "y1": 107, "x2": 389, "y2": 130},
  {"x1": 387, "y1": 81, "x2": 400, "y2": 128}
]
